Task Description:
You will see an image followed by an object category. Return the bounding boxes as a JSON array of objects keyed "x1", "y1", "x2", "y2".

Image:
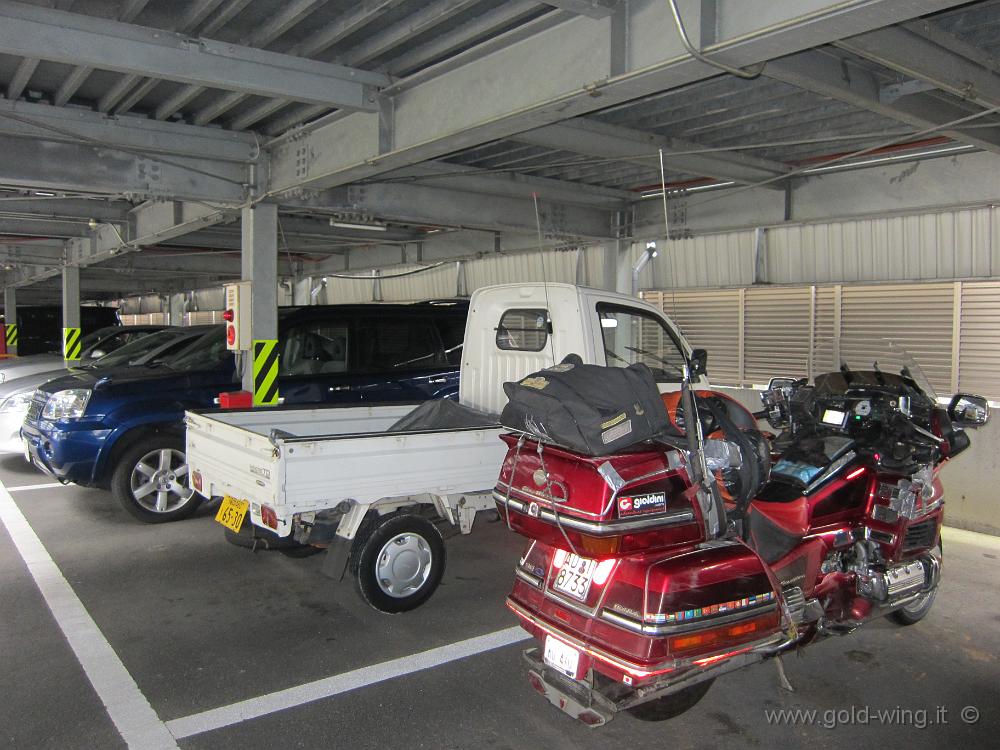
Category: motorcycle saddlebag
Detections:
[
  {"x1": 508, "y1": 540, "x2": 784, "y2": 683},
  {"x1": 500, "y1": 354, "x2": 675, "y2": 456}
]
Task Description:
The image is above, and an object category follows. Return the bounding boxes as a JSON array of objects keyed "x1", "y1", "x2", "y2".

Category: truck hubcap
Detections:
[
  {"x1": 131, "y1": 448, "x2": 192, "y2": 513},
  {"x1": 376, "y1": 533, "x2": 433, "y2": 598}
]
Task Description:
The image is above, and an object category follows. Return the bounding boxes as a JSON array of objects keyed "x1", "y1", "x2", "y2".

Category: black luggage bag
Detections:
[{"x1": 500, "y1": 354, "x2": 675, "y2": 456}]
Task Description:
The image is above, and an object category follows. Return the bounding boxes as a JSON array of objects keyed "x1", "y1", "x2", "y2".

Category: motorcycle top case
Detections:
[
  {"x1": 500, "y1": 354, "x2": 676, "y2": 456},
  {"x1": 494, "y1": 433, "x2": 705, "y2": 556}
]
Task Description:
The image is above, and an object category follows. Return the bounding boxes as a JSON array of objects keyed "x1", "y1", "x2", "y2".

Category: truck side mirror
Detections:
[
  {"x1": 948, "y1": 394, "x2": 990, "y2": 427},
  {"x1": 689, "y1": 348, "x2": 708, "y2": 378}
]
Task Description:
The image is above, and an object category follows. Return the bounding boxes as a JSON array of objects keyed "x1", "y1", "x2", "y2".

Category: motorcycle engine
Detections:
[{"x1": 846, "y1": 539, "x2": 935, "y2": 603}]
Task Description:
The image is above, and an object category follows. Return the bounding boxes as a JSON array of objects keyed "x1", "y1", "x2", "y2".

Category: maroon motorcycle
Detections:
[{"x1": 495, "y1": 340, "x2": 988, "y2": 725}]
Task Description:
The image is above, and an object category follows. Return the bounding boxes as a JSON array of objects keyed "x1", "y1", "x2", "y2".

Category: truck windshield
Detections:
[{"x1": 597, "y1": 303, "x2": 686, "y2": 381}]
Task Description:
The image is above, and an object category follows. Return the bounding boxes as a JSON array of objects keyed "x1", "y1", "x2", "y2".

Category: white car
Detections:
[{"x1": 0, "y1": 325, "x2": 168, "y2": 383}]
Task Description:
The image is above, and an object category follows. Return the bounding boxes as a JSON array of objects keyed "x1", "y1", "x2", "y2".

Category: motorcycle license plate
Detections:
[
  {"x1": 543, "y1": 635, "x2": 581, "y2": 679},
  {"x1": 552, "y1": 553, "x2": 597, "y2": 602},
  {"x1": 215, "y1": 495, "x2": 249, "y2": 533}
]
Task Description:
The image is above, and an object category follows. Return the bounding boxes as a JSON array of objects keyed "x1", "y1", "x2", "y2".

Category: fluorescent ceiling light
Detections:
[
  {"x1": 641, "y1": 181, "x2": 735, "y2": 198},
  {"x1": 801, "y1": 144, "x2": 974, "y2": 175},
  {"x1": 330, "y1": 220, "x2": 387, "y2": 231}
]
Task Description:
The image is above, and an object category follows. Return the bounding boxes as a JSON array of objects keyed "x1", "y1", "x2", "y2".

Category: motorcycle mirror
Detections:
[
  {"x1": 948, "y1": 394, "x2": 990, "y2": 427},
  {"x1": 689, "y1": 349, "x2": 708, "y2": 379}
]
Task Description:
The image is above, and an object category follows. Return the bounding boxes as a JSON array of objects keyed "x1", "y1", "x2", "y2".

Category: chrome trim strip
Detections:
[
  {"x1": 496, "y1": 466, "x2": 680, "y2": 521},
  {"x1": 514, "y1": 567, "x2": 542, "y2": 587},
  {"x1": 507, "y1": 598, "x2": 677, "y2": 677},
  {"x1": 494, "y1": 491, "x2": 695, "y2": 535},
  {"x1": 600, "y1": 602, "x2": 779, "y2": 636}
]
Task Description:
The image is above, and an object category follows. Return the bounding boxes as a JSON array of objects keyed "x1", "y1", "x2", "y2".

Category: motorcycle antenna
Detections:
[
  {"x1": 658, "y1": 147, "x2": 678, "y2": 316},
  {"x1": 532, "y1": 191, "x2": 556, "y2": 367}
]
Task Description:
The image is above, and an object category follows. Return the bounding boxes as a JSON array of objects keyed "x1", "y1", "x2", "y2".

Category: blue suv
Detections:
[{"x1": 21, "y1": 302, "x2": 467, "y2": 523}]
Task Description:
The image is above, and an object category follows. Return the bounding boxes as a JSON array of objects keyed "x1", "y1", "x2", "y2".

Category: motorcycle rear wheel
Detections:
[{"x1": 625, "y1": 679, "x2": 715, "y2": 722}]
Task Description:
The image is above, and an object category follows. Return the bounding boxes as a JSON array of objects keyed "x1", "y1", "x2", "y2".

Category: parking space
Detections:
[{"x1": 2, "y1": 450, "x2": 998, "y2": 749}]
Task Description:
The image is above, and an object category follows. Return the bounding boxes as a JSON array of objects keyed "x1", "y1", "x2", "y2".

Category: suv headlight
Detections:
[
  {"x1": 42, "y1": 389, "x2": 92, "y2": 420},
  {"x1": 0, "y1": 389, "x2": 36, "y2": 414}
]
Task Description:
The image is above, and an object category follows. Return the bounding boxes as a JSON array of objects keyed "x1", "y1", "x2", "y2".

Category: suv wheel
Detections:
[{"x1": 111, "y1": 434, "x2": 201, "y2": 523}]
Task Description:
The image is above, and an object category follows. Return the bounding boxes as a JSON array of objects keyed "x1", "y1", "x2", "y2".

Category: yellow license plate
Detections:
[{"x1": 215, "y1": 495, "x2": 249, "y2": 532}]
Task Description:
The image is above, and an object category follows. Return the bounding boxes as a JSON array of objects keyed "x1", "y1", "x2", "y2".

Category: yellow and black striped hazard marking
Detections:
[
  {"x1": 64, "y1": 327, "x2": 82, "y2": 361},
  {"x1": 252, "y1": 339, "x2": 280, "y2": 406},
  {"x1": 5, "y1": 324, "x2": 17, "y2": 348}
]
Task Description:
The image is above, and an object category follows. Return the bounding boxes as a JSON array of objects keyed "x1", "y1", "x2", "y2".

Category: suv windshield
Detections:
[
  {"x1": 87, "y1": 329, "x2": 186, "y2": 369},
  {"x1": 164, "y1": 328, "x2": 230, "y2": 372}
]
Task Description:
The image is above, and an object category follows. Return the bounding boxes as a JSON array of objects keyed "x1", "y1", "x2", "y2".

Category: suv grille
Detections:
[
  {"x1": 26, "y1": 396, "x2": 44, "y2": 422},
  {"x1": 903, "y1": 518, "x2": 937, "y2": 552}
]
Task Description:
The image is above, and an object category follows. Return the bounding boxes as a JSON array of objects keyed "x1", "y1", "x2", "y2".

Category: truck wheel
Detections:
[
  {"x1": 625, "y1": 679, "x2": 715, "y2": 722},
  {"x1": 352, "y1": 512, "x2": 446, "y2": 614},
  {"x1": 110, "y1": 435, "x2": 200, "y2": 524}
]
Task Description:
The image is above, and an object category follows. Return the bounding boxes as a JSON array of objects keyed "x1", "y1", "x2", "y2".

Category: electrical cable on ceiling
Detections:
[
  {"x1": 318, "y1": 262, "x2": 448, "y2": 280},
  {"x1": 666, "y1": 0, "x2": 765, "y2": 80}
]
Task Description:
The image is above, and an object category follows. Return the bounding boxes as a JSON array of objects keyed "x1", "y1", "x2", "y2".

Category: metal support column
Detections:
[
  {"x1": 240, "y1": 203, "x2": 278, "y2": 394},
  {"x1": 62, "y1": 265, "x2": 80, "y2": 365},
  {"x1": 3, "y1": 286, "x2": 17, "y2": 354},
  {"x1": 168, "y1": 292, "x2": 186, "y2": 326}
]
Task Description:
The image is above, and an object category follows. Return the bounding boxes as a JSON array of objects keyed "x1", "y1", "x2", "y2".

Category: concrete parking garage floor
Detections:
[{"x1": 1, "y1": 452, "x2": 998, "y2": 750}]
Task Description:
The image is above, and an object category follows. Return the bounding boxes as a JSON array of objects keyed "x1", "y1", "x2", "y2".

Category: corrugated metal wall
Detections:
[{"x1": 636, "y1": 205, "x2": 1000, "y2": 289}]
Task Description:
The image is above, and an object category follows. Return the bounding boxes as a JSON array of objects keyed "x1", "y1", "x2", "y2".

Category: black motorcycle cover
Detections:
[{"x1": 500, "y1": 354, "x2": 675, "y2": 456}]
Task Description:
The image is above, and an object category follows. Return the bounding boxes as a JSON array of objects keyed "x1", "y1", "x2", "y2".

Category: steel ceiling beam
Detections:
[
  {"x1": 230, "y1": 0, "x2": 483, "y2": 131},
  {"x1": 9, "y1": 201, "x2": 232, "y2": 287},
  {"x1": 290, "y1": 182, "x2": 614, "y2": 238},
  {"x1": 766, "y1": 49, "x2": 1000, "y2": 154},
  {"x1": 51, "y1": 0, "x2": 151, "y2": 107},
  {"x1": 0, "y1": 99, "x2": 258, "y2": 164},
  {"x1": 835, "y1": 25, "x2": 1000, "y2": 109},
  {"x1": 385, "y1": 160, "x2": 633, "y2": 207},
  {"x1": 266, "y1": 0, "x2": 968, "y2": 195},
  {"x1": 542, "y1": 1, "x2": 619, "y2": 19},
  {"x1": 157, "y1": 0, "x2": 331, "y2": 122},
  {"x1": 0, "y1": 0, "x2": 389, "y2": 112},
  {"x1": 98, "y1": 0, "x2": 229, "y2": 113},
  {"x1": 196, "y1": 0, "x2": 406, "y2": 126},
  {"x1": 0, "y1": 132, "x2": 249, "y2": 203},
  {"x1": 512, "y1": 118, "x2": 791, "y2": 187}
]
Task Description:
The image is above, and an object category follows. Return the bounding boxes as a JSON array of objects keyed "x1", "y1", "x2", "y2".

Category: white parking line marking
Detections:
[
  {"x1": 167, "y1": 625, "x2": 530, "y2": 739},
  {"x1": 6, "y1": 481, "x2": 67, "y2": 492},
  {"x1": 0, "y1": 481, "x2": 180, "y2": 750}
]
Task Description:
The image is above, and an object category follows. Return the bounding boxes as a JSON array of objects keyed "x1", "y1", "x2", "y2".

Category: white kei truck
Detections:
[{"x1": 185, "y1": 283, "x2": 702, "y2": 612}]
